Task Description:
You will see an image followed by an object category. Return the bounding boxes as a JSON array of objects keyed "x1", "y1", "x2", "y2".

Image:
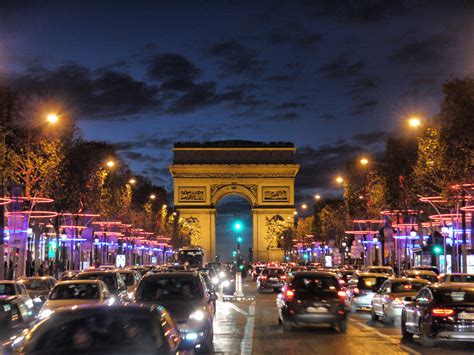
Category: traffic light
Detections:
[
  {"x1": 232, "y1": 250, "x2": 237, "y2": 257},
  {"x1": 239, "y1": 264, "x2": 244, "y2": 271},
  {"x1": 233, "y1": 221, "x2": 242, "y2": 232},
  {"x1": 237, "y1": 236, "x2": 243, "y2": 243},
  {"x1": 433, "y1": 245, "x2": 443, "y2": 255}
]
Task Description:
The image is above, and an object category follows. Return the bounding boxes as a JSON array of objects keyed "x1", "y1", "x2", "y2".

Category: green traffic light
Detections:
[
  {"x1": 237, "y1": 236, "x2": 243, "y2": 243},
  {"x1": 433, "y1": 245, "x2": 443, "y2": 255},
  {"x1": 233, "y1": 221, "x2": 242, "y2": 231},
  {"x1": 239, "y1": 264, "x2": 244, "y2": 270}
]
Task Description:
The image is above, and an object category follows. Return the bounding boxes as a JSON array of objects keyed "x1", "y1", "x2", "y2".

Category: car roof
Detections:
[
  {"x1": 388, "y1": 277, "x2": 429, "y2": 283},
  {"x1": 429, "y1": 283, "x2": 474, "y2": 291},
  {"x1": 368, "y1": 266, "x2": 393, "y2": 269},
  {"x1": 18, "y1": 276, "x2": 54, "y2": 280},
  {"x1": 445, "y1": 273, "x2": 474, "y2": 276},
  {"x1": 404, "y1": 270, "x2": 436, "y2": 275},
  {"x1": 0, "y1": 280, "x2": 17, "y2": 284},
  {"x1": 292, "y1": 271, "x2": 337, "y2": 278},
  {"x1": 43, "y1": 304, "x2": 165, "y2": 319},
  {"x1": 355, "y1": 272, "x2": 388, "y2": 277},
  {"x1": 77, "y1": 270, "x2": 117, "y2": 275},
  {"x1": 143, "y1": 271, "x2": 199, "y2": 278},
  {"x1": 55, "y1": 280, "x2": 103, "y2": 285}
]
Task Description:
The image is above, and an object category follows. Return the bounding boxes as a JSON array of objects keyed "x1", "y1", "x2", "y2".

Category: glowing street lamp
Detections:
[
  {"x1": 360, "y1": 158, "x2": 369, "y2": 165},
  {"x1": 150, "y1": 194, "x2": 156, "y2": 200},
  {"x1": 128, "y1": 178, "x2": 136, "y2": 185},
  {"x1": 106, "y1": 160, "x2": 115, "y2": 168},
  {"x1": 408, "y1": 117, "x2": 421, "y2": 128},
  {"x1": 336, "y1": 176, "x2": 344, "y2": 184},
  {"x1": 314, "y1": 194, "x2": 321, "y2": 201},
  {"x1": 302, "y1": 203, "x2": 308, "y2": 210},
  {"x1": 46, "y1": 113, "x2": 59, "y2": 124}
]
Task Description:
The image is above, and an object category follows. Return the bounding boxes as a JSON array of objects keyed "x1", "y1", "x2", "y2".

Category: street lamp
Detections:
[
  {"x1": 128, "y1": 178, "x2": 136, "y2": 185},
  {"x1": 408, "y1": 117, "x2": 421, "y2": 128},
  {"x1": 302, "y1": 203, "x2": 307, "y2": 210},
  {"x1": 106, "y1": 160, "x2": 115, "y2": 168},
  {"x1": 46, "y1": 113, "x2": 59, "y2": 124},
  {"x1": 360, "y1": 158, "x2": 369, "y2": 165},
  {"x1": 150, "y1": 194, "x2": 156, "y2": 200},
  {"x1": 314, "y1": 194, "x2": 321, "y2": 201},
  {"x1": 336, "y1": 176, "x2": 344, "y2": 184}
]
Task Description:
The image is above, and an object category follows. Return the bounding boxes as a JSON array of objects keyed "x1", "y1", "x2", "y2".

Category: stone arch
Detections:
[{"x1": 211, "y1": 184, "x2": 257, "y2": 207}]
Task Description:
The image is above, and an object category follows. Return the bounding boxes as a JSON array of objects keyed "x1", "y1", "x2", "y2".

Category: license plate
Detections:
[
  {"x1": 3, "y1": 304, "x2": 11, "y2": 312},
  {"x1": 307, "y1": 306, "x2": 327, "y2": 313},
  {"x1": 269, "y1": 278, "x2": 278, "y2": 281},
  {"x1": 459, "y1": 312, "x2": 474, "y2": 320}
]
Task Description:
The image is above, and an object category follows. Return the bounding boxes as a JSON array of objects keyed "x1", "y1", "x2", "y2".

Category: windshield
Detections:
[
  {"x1": 369, "y1": 268, "x2": 393, "y2": 275},
  {"x1": 28, "y1": 313, "x2": 166, "y2": 353},
  {"x1": 263, "y1": 269, "x2": 284, "y2": 276},
  {"x1": 449, "y1": 275, "x2": 474, "y2": 283},
  {"x1": 120, "y1": 273, "x2": 135, "y2": 287},
  {"x1": 77, "y1": 274, "x2": 117, "y2": 292},
  {"x1": 0, "y1": 284, "x2": 16, "y2": 296},
  {"x1": 391, "y1": 282, "x2": 427, "y2": 293},
  {"x1": 50, "y1": 284, "x2": 100, "y2": 300},
  {"x1": 137, "y1": 277, "x2": 202, "y2": 301},
  {"x1": 436, "y1": 288, "x2": 474, "y2": 304},
  {"x1": 358, "y1": 276, "x2": 387, "y2": 291},
  {"x1": 21, "y1": 279, "x2": 49, "y2": 291},
  {"x1": 409, "y1": 274, "x2": 438, "y2": 283},
  {"x1": 293, "y1": 276, "x2": 339, "y2": 295},
  {"x1": 178, "y1": 249, "x2": 203, "y2": 266}
]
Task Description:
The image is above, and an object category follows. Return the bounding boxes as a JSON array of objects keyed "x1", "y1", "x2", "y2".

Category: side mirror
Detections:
[{"x1": 209, "y1": 293, "x2": 218, "y2": 302}]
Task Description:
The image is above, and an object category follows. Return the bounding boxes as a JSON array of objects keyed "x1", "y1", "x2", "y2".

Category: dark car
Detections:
[
  {"x1": 17, "y1": 276, "x2": 57, "y2": 311},
  {"x1": 276, "y1": 272, "x2": 348, "y2": 332},
  {"x1": 75, "y1": 271, "x2": 127, "y2": 302},
  {"x1": 401, "y1": 283, "x2": 474, "y2": 347},
  {"x1": 4, "y1": 305, "x2": 181, "y2": 354},
  {"x1": 401, "y1": 270, "x2": 438, "y2": 284},
  {"x1": 438, "y1": 273, "x2": 474, "y2": 283},
  {"x1": 257, "y1": 268, "x2": 287, "y2": 293},
  {"x1": 0, "y1": 281, "x2": 35, "y2": 336},
  {"x1": 59, "y1": 271, "x2": 80, "y2": 281},
  {"x1": 134, "y1": 271, "x2": 216, "y2": 351}
]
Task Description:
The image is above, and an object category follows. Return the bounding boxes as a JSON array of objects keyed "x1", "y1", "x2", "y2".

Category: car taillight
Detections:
[
  {"x1": 285, "y1": 289, "x2": 295, "y2": 302},
  {"x1": 281, "y1": 275, "x2": 286, "y2": 280},
  {"x1": 339, "y1": 279, "x2": 346, "y2": 285},
  {"x1": 353, "y1": 287, "x2": 360, "y2": 295},
  {"x1": 337, "y1": 290, "x2": 346, "y2": 299},
  {"x1": 432, "y1": 308, "x2": 455, "y2": 317},
  {"x1": 260, "y1": 275, "x2": 267, "y2": 281}
]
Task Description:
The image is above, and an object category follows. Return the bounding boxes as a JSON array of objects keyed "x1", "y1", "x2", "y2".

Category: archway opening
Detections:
[{"x1": 215, "y1": 194, "x2": 252, "y2": 262}]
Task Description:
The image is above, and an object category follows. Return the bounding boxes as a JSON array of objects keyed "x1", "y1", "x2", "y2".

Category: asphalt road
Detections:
[{"x1": 210, "y1": 280, "x2": 474, "y2": 355}]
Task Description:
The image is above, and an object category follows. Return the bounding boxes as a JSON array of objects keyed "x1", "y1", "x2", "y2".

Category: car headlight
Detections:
[
  {"x1": 222, "y1": 280, "x2": 230, "y2": 288},
  {"x1": 127, "y1": 291, "x2": 134, "y2": 300},
  {"x1": 38, "y1": 308, "x2": 53, "y2": 319},
  {"x1": 33, "y1": 297, "x2": 43, "y2": 303},
  {"x1": 219, "y1": 271, "x2": 226, "y2": 278},
  {"x1": 189, "y1": 310, "x2": 205, "y2": 321},
  {"x1": 25, "y1": 299, "x2": 34, "y2": 309},
  {"x1": 211, "y1": 276, "x2": 219, "y2": 285}
]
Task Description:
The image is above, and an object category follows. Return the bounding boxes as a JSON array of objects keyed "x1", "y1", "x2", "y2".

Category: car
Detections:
[
  {"x1": 38, "y1": 280, "x2": 115, "y2": 319},
  {"x1": 411, "y1": 265, "x2": 440, "y2": 275},
  {"x1": 4, "y1": 304, "x2": 181, "y2": 354},
  {"x1": 337, "y1": 270, "x2": 356, "y2": 287},
  {"x1": 401, "y1": 283, "x2": 474, "y2": 347},
  {"x1": 438, "y1": 273, "x2": 474, "y2": 283},
  {"x1": 75, "y1": 270, "x2": 128, "y2": 302},
  {"x1": 366, "y1": 266, "x2": 395, "y2": 277},
  {"x1": 59, "y1": 271, "x2": 80, "y2": 281},
  {"x1": 401, "y1": 270, "x2": 438, "y2": 284},
  {"x1": 17, "y1": 276, "x2": 57, "y2": 311},
  {"x1": 371, "y1": 278, "x2": 430, "y2": 324},
  {"x1": 257, "y1": 268, "x2": 287, "y2": 293},
  {"x1": 252, "y1": 265, "x2": 265, "y2": 281},
  {"x1": 0, "y1": 281, "x2": 35, "y2": 335},
  {"x1": 134, "y1": 271, "x2": 216, "y2": 351},
  {"x1": 346, "y1": 272, "x2": 388, "y2": 311},
  {"x1": 116, "y1": 269, "x2": 142, "y2": 300},
  {"x1": 286, "y1": 266, "x2": 307, "y2": 276},
  {"x1": 276, "y1": 271, "x2": 348, "y2": 332}
]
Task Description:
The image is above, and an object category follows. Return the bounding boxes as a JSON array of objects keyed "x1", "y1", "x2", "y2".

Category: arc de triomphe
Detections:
[{"x1": 169, "y1": 141, "x2": 299, "y2": 262}]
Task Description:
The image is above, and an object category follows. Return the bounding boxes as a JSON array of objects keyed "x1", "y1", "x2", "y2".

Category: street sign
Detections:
[{"x1": 116, "y1": 254, "x2": 126, "y2": 268}]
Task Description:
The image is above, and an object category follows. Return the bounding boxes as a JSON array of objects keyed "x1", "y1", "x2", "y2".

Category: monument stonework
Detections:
[{"x1": 169, "y1": 141, "x2": 299, "y2": 262}]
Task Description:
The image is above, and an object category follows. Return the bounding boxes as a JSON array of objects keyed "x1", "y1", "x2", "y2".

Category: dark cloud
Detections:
[
  {"x1": 146, "y1": 53, "x2": 200, "y2": 82},
  {"x1": 390, "y1": 35, "x2": 455, "y2": 68},
  {"x1": 295, "y1": 143, "x2": 363, "y2": 190},
  {"x1": 351, "y1": 129, "x2": 389, "y2": 145},
  {"x1": 265, "y1": 75, "x2": 294, "y2": 82},
  {"x1": 319, "y1": 113, "x2": 336, "y2": 121},
  {"x1": 320, "y1": 55, "x2": 366, "y2": 79},
  {"x1": 347, "y1": 77, "x2": 380, "y2": 97},
  {"x1": 208, "y1": 41, "x2": 263, "y2": 77},
  {"x1": 120, "y1": 150, "x2": 160, "y2": 163},
  {"x1": 350, "y1": 99, "x2": 378, "y2": 116},
  {"x1": 261, "y1": 112, "x2": 300, "y2": 122},
  {"x1": 266, "y1": 24, "x2": 323, "y2": 48},
  {"x1": 8, "y1": 64, "x2": 161, "y2": 119},
  {"x1": 274, "y1": 101, "x2": 308, "y2": 110},
  {"x1": 114, "y1": 137, "x2": 175, "y2": 151}
]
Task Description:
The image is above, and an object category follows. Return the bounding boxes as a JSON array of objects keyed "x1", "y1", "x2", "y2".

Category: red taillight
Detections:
[
  {"x1": 260, "y1": 275, "x2": 267, "y2": 281},
  {"x1": 353, "y1": 287, "x2": 360, "y2": 295},
  {"x1": 281, "y1": 275, "x2": 287, "y2": 280},
  {"x1": 339, "y1": 279, "x2": 346, "y2": 285},
  {"x1": 337, "y1": 290, "x2": 347, "y2": 299},
  {"x1": 432, "y1": 308, "x2": 455, "y2": 317},
  {"x1": 285, "y1": 289, "x2": 295, "y2": 301}
]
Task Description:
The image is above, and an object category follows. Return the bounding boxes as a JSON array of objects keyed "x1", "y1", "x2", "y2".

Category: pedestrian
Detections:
[{"x1": 38, "y1": 263, "x2": 45, "y2": 276}]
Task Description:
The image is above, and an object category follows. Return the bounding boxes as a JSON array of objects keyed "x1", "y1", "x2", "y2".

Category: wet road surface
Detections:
[{"x1": 210, "y1": 280, "x2": 474, "y2": 355}]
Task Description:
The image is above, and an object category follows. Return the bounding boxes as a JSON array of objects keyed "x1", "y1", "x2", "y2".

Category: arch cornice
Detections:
[{"x1": 211, "y1": 183, "x2": 257, "y2": 207}]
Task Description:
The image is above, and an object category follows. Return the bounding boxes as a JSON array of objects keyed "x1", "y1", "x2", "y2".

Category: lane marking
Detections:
[
  {"x1": 226, "y1": 302, "x2": 249, "y2": 316},
  {"x1": 240, "y1": 301, "x2": 255, "y2": 355},
  {"x1": 348, "y1": 318, "x2": 421, "y2": 355}
]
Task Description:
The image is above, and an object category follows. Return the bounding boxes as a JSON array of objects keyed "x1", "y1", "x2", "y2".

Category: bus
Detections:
[{"x1": 177, "y1": 247, "x2": 206, "y2": 268}]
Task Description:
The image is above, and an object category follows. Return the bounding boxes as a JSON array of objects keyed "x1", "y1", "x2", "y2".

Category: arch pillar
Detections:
[{"x1": 178, "y1": 208, "x2": 216, "y2": 262}]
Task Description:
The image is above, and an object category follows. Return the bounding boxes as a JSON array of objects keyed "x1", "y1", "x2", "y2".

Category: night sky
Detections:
[{"x1": 2, "y1": 1, "x2": 473, "y2": 258}]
